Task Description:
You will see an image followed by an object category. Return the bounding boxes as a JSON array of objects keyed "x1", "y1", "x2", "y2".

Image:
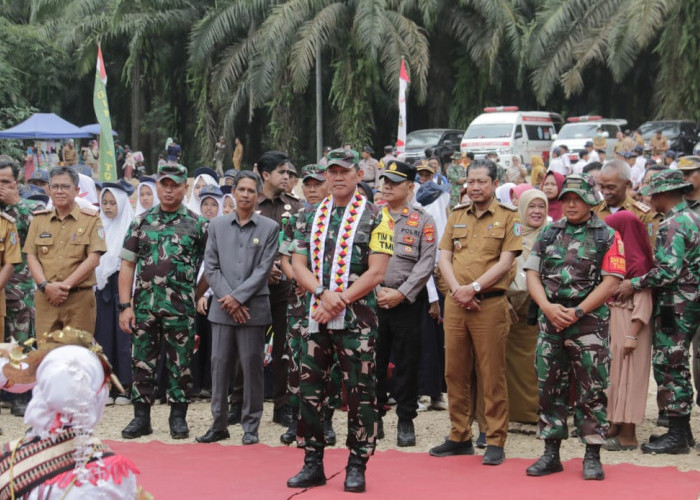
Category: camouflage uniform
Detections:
[
  {"x1": 293, "y1": 199, "x2": 393, "y2": 458},
  {"x1": 445, "y1": 160, "x2": 466, "y2": 207},
  {"x1": 2, "y1": 199, "x2": 40, "y2": 343},
  {"x1": 120, "y1": 205, "x2": 208, "y2": 404},
  {"x1": 631, "y1": 200, "x2": 700, "y2": 416},
  {"x1": 525, "y1": 204, "x2": 625, "y2": 444}
]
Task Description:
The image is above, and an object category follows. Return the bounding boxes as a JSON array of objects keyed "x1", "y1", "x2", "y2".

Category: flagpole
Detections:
[
  {"x1": 396, "y1": 57, "x2": 410, "y2": 157},
  {"x1": 93, "y1": 43, "x2": 117, "y2": 182}
]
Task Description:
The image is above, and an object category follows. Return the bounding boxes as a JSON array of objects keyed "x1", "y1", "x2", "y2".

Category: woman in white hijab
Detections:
[
  {"x1": 185, "y1": 167, "x2": 219, "y2": 215},
  {"x1": 495, "y1": 182, "x2": 516, "y2": 205},
  {"x1": 135, "y1": 176, "x2": 159, "y2": 216},
  {"x1": 95, "y1": 180, "x2": 135, "y2": 405}
]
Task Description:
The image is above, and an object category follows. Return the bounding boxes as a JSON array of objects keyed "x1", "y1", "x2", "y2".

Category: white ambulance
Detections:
[{"x1": 460, "y1": 107, "x2": 564, "y2": 168}]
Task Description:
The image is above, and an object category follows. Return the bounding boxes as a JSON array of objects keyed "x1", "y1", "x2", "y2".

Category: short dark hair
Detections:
[
  {"x1": 257, "y1": 151, "x2": 289, "y2": 175},
  {"x1": 466, "y1": 152, "x2": 475, "y2": 160},
  {"x1": 233, "y1": 170, "x2": 263, "y2": 193},
  {"x1": 49, "y1": 166, "x2": 79, "y2": 187},
  {"x1": 582, "y1": 161, "x2": 602, "y2": 174},
  {"x1": 467, "y1": 159, "x2": 498, "y2": 181},
  {"x1": 0, "y1": 155, "x2": 19, "y2": 180},
  {"x1": 384, "y1": 145, "x2": 393, "y2": 154}
]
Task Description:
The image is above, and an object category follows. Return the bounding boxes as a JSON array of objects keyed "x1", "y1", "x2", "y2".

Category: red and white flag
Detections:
[{"x1": 396, "y1": 58, "x2": 410, "y2": 154}]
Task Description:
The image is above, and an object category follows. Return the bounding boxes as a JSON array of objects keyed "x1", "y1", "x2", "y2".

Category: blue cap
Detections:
[
  {"x1": 665, "y1": 150, "x2": 676, "y2": 159},
  {"x1": 552, "y1": 147, "x2": 562, "y2": 156},
  {"x1": 633, "y1": 145, "x2": 644, "y2": 154},
  {"x1": 94, "y1": 181, "x2": 103, "y2": 190},
  {"x1": 194, "y1": 166, "x2": 219, "y2": 183},
  {"x1": 138, "y1": 176, "x2": 156, "y2": 184},
  {"x1": 102, "y1": 178, "x2": 136, "y2": 197},
  {"x1": 29, "y1": 169, "x2": 50, "y2": 183},
  {"x1": 224, "y1": 169, "x2": 237, "y2": 179},
  {"x1": 199, "y1": 185, "x2": 223, "y2": 198},
  {"x1": 622, "y1": 151, "x2": 637, "y2": 159},
  {"x1": 584, "y1": 141, "x2": 594, "y2": 147},
  {"x1": 220, "y1": 185, "x2": 233, "y2": 195}
]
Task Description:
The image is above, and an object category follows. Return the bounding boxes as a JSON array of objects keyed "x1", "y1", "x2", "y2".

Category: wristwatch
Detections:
[
  {"x1": 118, "y1": 302, "x2": 132, "y2": 312},
  {"x1": 38, "y1": 281, "x2": 49, "y2": 292},
  {"x1": 471, "y1": 281, "x2": 482, "y2": 293},
  {"x1": 574, "y1": 307, "x2": 585, "y2": 318},
  {"x1": 314, "y1": 285, "x2": 326, "y2": 299}
]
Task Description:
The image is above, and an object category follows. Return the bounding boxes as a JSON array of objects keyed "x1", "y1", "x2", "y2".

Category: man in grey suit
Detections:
[{"x1": 195, "y1": 171, "x2": 279, "y2": 445}]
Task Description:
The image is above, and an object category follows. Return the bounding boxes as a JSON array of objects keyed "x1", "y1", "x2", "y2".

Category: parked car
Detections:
[
  {"x1": 637, "y1": 120, "x2": 699, "y2": 155},
  {"x1": 460, "y1": 107, "x2": 564, "y2": 168},
  {"x1": 403, "y1": 128, "x2": 463, "y2": 164},
  {"x1": 550, "y1": 116, "x2": 627, "y2": 158}
]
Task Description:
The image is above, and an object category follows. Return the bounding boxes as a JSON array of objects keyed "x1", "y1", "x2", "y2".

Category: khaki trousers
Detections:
[
  {"x1": 444, "y1": 294, "x2": 510, "y2": 446},
  {"x1": 35, "y1": 288, "x2": 96, "y2": 337}
]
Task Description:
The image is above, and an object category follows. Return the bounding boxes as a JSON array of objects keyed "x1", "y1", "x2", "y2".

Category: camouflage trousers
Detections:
[
  {"x1": 4, "y1": 298, "x2": 35, "y2": 344},
  {"x1": 652, "y1": 299, "x2": 700, "y2": 416},
  {"x1": 536, "y1": 313, "x2": 610, "y2": 444},
  {"x1": 297, "y1": 324, "x2": 378, "y2": 458},
  {"x1": 131, "y1": 306, "x2": 195, "y2": 404}
]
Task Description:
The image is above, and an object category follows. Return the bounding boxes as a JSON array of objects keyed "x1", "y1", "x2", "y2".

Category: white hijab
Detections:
[
  {"x1": 186, "y1": 174, "x2": 217, "y2": 215},
  {"x1": 495, "y1": 182, "x2": 516, "y2": 205},
  {"x1": 199, "y1": 193, "x2": 223, "y2": 219},
  {"x1": 223, "y1": 193, "x2": 236, "y2": 214},
  {"x1": 96, "y1": 187, "x2": 135, "y2": 290},
  {"x1": 135, "y1": 180, "x2": 159, "y2": 216}
]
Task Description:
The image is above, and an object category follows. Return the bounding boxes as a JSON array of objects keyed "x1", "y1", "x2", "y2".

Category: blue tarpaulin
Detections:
[
  {"x1": 0, "y1": 113, "x2": 92, "y2": 139},
  {"x1": 79, "y1": 123, "x2": 118, "y2": 136}
]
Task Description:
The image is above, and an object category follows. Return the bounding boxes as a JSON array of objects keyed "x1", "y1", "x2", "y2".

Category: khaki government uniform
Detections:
[
  {"x1": 0, "y1": 213, "x2": 22, "y2": 338},
  {"x1": 439, "y1": 197, "x2": 522, "y2": 447},
  {"x1": 649, "y1": 135, "x2": 669, "y2": 156},
  {"x1": 23, "y1": 205, "x2": 106, "y2": 336},
  {"x1": 593, "y1": 195, "x2": 656, "y2": 245}
]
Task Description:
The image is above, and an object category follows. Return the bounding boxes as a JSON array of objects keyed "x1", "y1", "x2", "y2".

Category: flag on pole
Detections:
[
  {"x1": 93, "y1": 44, "x2": 117, "y2": 182},
  {"x1": 396, "y1": 58, "x2": 410, "y2": 154}
]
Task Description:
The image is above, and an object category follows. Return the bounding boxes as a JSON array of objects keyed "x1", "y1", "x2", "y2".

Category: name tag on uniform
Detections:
[
  {"x1": 453, "y1": 224, "x2": 466, "y2": 228},
  {"x1": 40, "y1": 232, "x2": 52, "y2": 238}
]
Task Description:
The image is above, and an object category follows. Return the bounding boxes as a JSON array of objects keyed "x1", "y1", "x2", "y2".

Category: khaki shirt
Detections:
[
  {"x1": 382, "y1": 206, "x2": 437, "y2": 303},
  {"x1": 439, "y1": 197, "x2": 522, "y2": 292},
  {"x1": 649, "y1": 136, "x2": 669, "y2": 156},
  {"x1": 24, "y1": 204, "x2": 106, "y2": 286},
  {"x1": 0, "y1": 214, "x2": 22, "y2": 317},
  {"x1": 593, "y1": 195, "x2": 655, "y2": 225}
]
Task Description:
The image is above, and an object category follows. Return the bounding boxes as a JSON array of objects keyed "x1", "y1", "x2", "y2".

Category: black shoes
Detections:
[
  {"x1": 122, "y1": 402, "x2": 153, "y2": 439},
  {"x1": 242, "y1": 432, "x2": 259, "y2": 445},
  {"x1": 344, "y1": 454, "x2": 368, "y2": 493},
  {"x1": 377, "y1": 418, "x2": 385, "y2": 440},
  {"x1": 582, "y1": 444, "x2": 604, "y2": 480},
  {"x1": 397, "y1": 419, "x2": 416, "y2": 447},
  {"x1": 196, "y1": 428, "x2": 230, "y2": 443},
  {"x1": 281, "y1": 407, "x2": 299, "y2": 445},
  {"x1": 482, "y1": 445, "x2": 505, "y2": 465},
  {"x1": 642, "y1": 415, "x2": 690, "y2": 454},
  {"x1": 169, "y1": 403, "x2": 189, "y2": 439},
  {"x1": 526, "y1": 439, "x2": 563, "y2": 476},
  {"x1": 429, "y1": 439, "x2": 474, "y2": 457},
  {"x1": 288, "y1": 449, "x2": 326, "y2": 488},
  {"x1": 227, "y1": 401, "x2": 242, "y2": 425},
  {"x1": 11, "y1": 393, "x2": 30, "y2": 417}
]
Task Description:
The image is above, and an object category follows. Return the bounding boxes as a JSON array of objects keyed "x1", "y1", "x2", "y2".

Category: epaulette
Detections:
[
  {"x1": 633, "y1": 200, "x2": 651, "y2": 213},
  {"x1": 452, "y1": 202, "x2": 472, "y2": 210},
  {"x1": 80, "y1": 206, "x2": 99, "y2": 217},
  {"x1": 0, "y1": 212, "x2": 16, "y2": 224},
  {"x1": 284, "y1": 191, "x2": 300, "y2": 201},
  {"x1": 498, "y1": 202, "x2": 518, "y2": 211},
  {"x1": 32, "y1": 208, "x2": 52, "y2": 216}
]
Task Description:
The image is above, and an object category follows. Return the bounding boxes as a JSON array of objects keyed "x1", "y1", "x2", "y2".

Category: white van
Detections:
[{"x1": 460, "y1": 107, "x2": 564, "y2": 168}]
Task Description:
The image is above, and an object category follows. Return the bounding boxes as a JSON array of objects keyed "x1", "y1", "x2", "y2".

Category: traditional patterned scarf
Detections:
[{"x1": 308, "y1": 191, "x2": 367, "y2": 333}]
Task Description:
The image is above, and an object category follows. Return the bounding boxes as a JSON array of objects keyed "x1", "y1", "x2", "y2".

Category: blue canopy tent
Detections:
[
  {"x1": 0, "y1": 113, "x2": 92, "y2": 139},
  {"x1": 79, "y1": 124, "x2": 118, "y2": 136}
]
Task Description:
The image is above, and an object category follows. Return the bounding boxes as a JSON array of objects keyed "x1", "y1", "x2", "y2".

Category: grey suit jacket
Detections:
[{"x1": 204, "y1": 211, "x2": 279, "y2": 326}]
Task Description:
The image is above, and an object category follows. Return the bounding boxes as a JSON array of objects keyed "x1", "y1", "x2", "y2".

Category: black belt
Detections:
[
  {"x1": 552, "y1": 298, "x2": 579, "y2": 308},
  {"x1": 69, "y1": 286, "x2": 93, "y2": 293},
  {"x1": 475, "y1": 291, "x2": 505, "y2": 301}
]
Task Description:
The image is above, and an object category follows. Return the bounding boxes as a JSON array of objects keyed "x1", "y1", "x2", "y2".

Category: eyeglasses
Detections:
[{"x1": 49, "y1": 184, "x2": 75, "y2": 191}]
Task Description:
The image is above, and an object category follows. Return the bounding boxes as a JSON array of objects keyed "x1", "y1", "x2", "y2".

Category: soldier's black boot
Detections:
[
  {"x1": 280, "y1": 407, "x2": 298, "y2": 445},
  {"x1": 287, "y1": 449, "x2": 326, "y2": 488},
  {"x1": 11, "y1": 392, "x2": 31, "y2": 417},
  {"x1": 377, "y1": 418, "x2": 385, "y2": 440},
  {"x1": 582, "y1": 444, "x2": 605, "y2": 480},
  {"x1": 642, "y1": 415, "x2": 690, "y2": 454},
  {"x1": 344, "y1": 454, "x2": 368, "y2": 493},
  {"x1": 323, "y1": 409, "x2": 336, "y2": 446},
  {"x1": 656, "y1": 410, "x2": 669, "y2": 428},
  {"x1": 526, "y1": 439, "x2": 563, "y2": 476},
  {"x1": 397, "y1": 419, "x2": 416, "y2": 447},
  {"x1": 121, "y1": 402, "x2": 153, "y2": 439},
  {"x1": 169, "y1": 403, "x2": 189, "y2": 439}
]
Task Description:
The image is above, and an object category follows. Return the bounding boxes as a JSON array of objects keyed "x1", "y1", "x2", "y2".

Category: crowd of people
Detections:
[{"x1": 0, "y1": 136, "x2": 698, "y2": 494}]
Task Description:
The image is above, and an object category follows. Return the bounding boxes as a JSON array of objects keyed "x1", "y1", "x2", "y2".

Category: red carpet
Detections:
[{"x1": 106, "y1": 440, "x2": 700, "y2": 499}]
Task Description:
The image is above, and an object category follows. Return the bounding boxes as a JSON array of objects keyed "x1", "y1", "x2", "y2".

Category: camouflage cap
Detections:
[
  {"x1": 640, "y1": 169, "x2": 693, "y2": 196},
  {"x1": 157, "y1": 163, "x2": 187, "y2": 184},
  {"x1": 301, "y1": 164, "x2": 326, "y2": 182},
  {"x1": 451, "y1": 151, "x2": 463, "y2": 160},
  {"x1": 676, "y1": 155, "x2": 700, "y2": 171},
  {"x1": 327, "y1": 148, "x2": 359, "y2": 169},
  {"x1": 558, "y1": 173, "x2": 600, "y2": 206}
]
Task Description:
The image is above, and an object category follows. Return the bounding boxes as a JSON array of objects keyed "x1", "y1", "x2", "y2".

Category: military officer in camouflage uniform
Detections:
[
  {"x1": 0, "y1": 206, "x2": 22, "y2": 338},
  {"x1": 445, "y1": 152, "x2": 467, "y2": 208},
  {"x1": 617, "y1": 169, "x2": 700, "y2": 454},
  {"x1": 376, "y1": 160, "x2": 436, "y2": 447},
  {"x1": 525, "y1": 174, "x2": 626, "y2": 481},
  {"x1": 119, "y1": 164, "x2": 208, "y2": 440},
  {"x1": 0, "y1": 155, "x2": 40, "y2": 416},
  {"x1": 287, "y1": 148, "x2": 393, "y2": 493}
]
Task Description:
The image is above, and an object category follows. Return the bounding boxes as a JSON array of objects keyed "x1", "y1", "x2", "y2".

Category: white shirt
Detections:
[
  {"x1": 547, "y1": 157, "x2": 568, "y2": 176},
  {"x1": 572, "y1": 159, "x2": 589, "y2": 175},
  {"x1": 587, "y1": 149, "x2": 600, "y2": 163}
]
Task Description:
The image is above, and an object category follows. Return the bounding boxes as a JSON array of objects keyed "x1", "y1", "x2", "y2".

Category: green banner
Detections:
[{"x1": 94, "y1": 45, "x2": 117, "y2": 182}]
